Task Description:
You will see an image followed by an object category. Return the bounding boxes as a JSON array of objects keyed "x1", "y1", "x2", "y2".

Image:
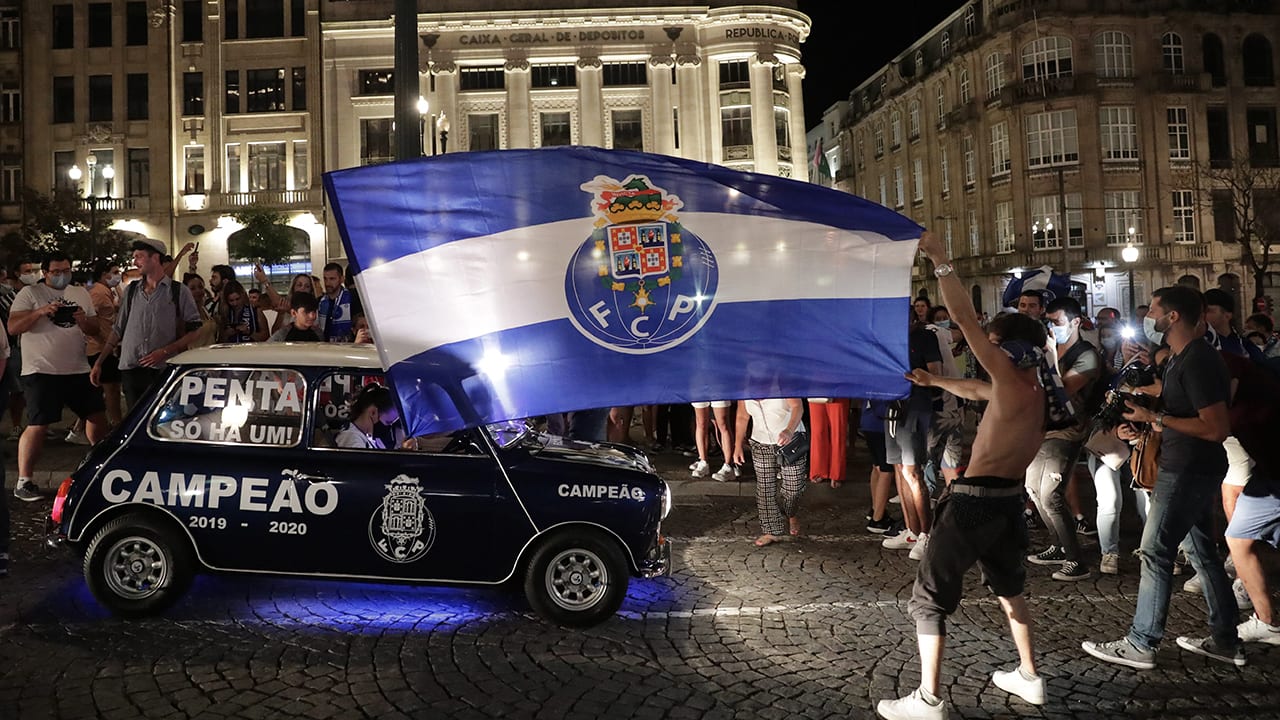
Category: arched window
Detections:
[
  {"x1": 985, "y1": 52, "x2": 1005, "y2": 98},
  {"x1": 1243, "y1": 34, "x2": 1275, "y2": 86},
  {"x1": 935, "y1": 83, "x2": 946, "y2": 123},
  {"x1": 1022, "y1": 36, "x2": 1073, "y2": 81},
  {"x1": 890, "y1": 110, "x2": 902, "y2": 147},
  {"x1": 1162, "y1": 32, "x2": 1184, "y2": 74},
  {"x1": 959, "y1": 68, "x2": 972, "y2": 103},
  {"x1": 873, "y1": 122, "x2": 884, "y2": 156},
  {"x1": 880, "y1": 75, "x2": 888, "y2": 96},
  {"x1": 908, "y1": 100, "x2": 921, "y2": 138},
  {"x1": 915, "y1": 51, "x2": 925, "y2": 77},
  {"x1": 941, "y1": 31, "x2": 951, "y2": 55},
  {"x1": 1203, "y1": 33, "x2": 1226, "y2": 86},
  {"x1": 964, "y1": 7, "x2": 976, "y2": 36},
  {"x1": 1095, "y1": 31, "x2": 1133, "y2": 78}
]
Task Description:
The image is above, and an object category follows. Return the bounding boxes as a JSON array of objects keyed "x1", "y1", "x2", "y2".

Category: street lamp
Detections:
[
  {"x1": 416, "y1": 95, "x2": 430, "y2": 156},
  {"x1": 1122, "y1": 231, "x2": 1140, "y2": 321},
  {"x1": 437, "y1": 112, "x2": 450, "y2": 153},
  {"x1": 68, "y1": 154, "x2": 114, "y2": 263}
]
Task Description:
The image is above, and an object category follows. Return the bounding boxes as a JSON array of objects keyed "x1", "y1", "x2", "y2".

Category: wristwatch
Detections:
[
  {"x1": 933, "y1": 262, "x2": 954, "y2": 278},
  {"x1": 1154, "y1": 412, "x2": 1166, "y2": 431}
]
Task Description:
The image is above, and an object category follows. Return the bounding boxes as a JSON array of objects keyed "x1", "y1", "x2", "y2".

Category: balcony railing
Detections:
[
  {"x1": 1000, "y1": 74, "x2": 1092, "y2": 104},
  {"x1": 207, "y1": 188, "x2": 323, "y2": 211},
  {"x1": 76, "y1": 196, "x2": 150, "y2": 213},
  {"x1": 1154, "y1": 72, "x2": 1209, "y2": 93}
]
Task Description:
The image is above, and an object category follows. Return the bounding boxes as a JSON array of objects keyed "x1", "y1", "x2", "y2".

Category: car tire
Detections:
[
  {"x1": 523, "y1": 529, "x2": 628, "y2": 627},
  {"x1": 83, "y1": 513, "x2": 194, "y2": 618}
]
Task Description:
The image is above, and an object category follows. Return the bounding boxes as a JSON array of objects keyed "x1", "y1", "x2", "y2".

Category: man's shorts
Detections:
[
  {"x1": 88, "y1": 352, "x2": 122, "y2": 384},
  {"x1": 21, "y1": 372, "x2": 106, "y2": 426},
  {"x1": 861, "y1": 430, "x2": 894, "y2": 473},
  {"x1": 885, "y1": 410, "x2": 930, "y2": 466},
  {"x1": 691, "y1": 401, "x2": 730, "y2": 409},
  {"x1": 1223, "y1": 435, "x2": 1255, "y2": 488},
  {"x1": 1225, "y1": 481, "x2": 1280, "y2": 548}
]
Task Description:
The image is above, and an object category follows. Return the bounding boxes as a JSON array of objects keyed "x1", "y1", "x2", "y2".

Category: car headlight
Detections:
[{"x1": 660, "y1": 479, "x2": 673, "y2": 520}]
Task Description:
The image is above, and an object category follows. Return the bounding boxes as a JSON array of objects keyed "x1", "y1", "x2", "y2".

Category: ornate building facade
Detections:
[{"x1": 834, "y1": 0, "x2": 1280, "y2": 318}]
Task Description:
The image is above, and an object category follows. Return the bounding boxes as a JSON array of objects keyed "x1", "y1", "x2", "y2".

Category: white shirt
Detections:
[
  {"x1": 12, "y1": 283, "x2": 94, "y2": 375},
  {"x1": 743, "y1": 399, "x2": 804, "y2": 445},
  {"x1": 335, "y1": 425, "x2": 385, "y2": 450}
]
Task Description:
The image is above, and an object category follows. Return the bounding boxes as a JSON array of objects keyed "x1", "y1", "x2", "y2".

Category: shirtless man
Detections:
[{"x1": 877, "y1": 230, "x2": 1050, "y2": 720}]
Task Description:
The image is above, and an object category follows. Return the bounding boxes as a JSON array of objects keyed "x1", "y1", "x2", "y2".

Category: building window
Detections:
[
  {"x1": 540, "y1": 111, "x2": 571, "y2": 147},
  {"x1": 54, "y1": 151, "x2": 76, "y2": 192},
  {"x1": 1207, "y1": 105, "x2": 1231, "y2": 167},
  {"x1": 459, "y1": 67, "x2": 504, "y2": 91},
  {"x1": 1204, "y1": 34, "x2": 1227, "y2": 87},
  {"x1": 873, "y1": 123, "x2": 884, "y2": 156},
  {"x1": 87, "y1": 149, "x2": 113, "y2": 196},
  {"x1": 183, "y1": 73, "x2": 203, "y2": 115},
  {"x1": 1105, "y1": 190, "x2": 1143, "y2": 245},
  {"x1": 962, "y1": 134, "x2": 975, "y2": 185},
  {"x1": 1100, "y1": 106, "x2": 1139, "y2": 161},
  {"x1": 126, "y1": 2, "x2": 148, "y2": 45},
  {"x1": 532, "y1": 64, "x2": 576, "y2": 89},
  {"x1": 721, "y1": 105, "x2": 751, "y2": 146},
  {"x1": 939, "y1": 145, "x2": 950, "y2": 194},
  {"x1": 890, "y1": 111, "x2": 902, "y2": 147},
  {"x1": 1021, "y1": 36, "x2": 1073, "y2": 81},
  {"x1": 959, "y1": 69, "x2": 971, "y2": 103},
  {"x1": 1095, "y1": 31, "x2": 1133, "y2": 79},
  {"x1": 357, "y1": 70, "x2": 393, "y2": 96},
  {"x1": 856, "y1": 134, "x2": 864, "y2": 169},
  {"x1": 719, "y1": 59, "x2": 749, "y2": 87},
  {"x1": 127, "y1": 73, "x2": 148, "y2": 120},
  {"x1": 184, "y1": 145, "x2": 204, "y2": 193},
  {"x1": 941, "y1": 31, "x2": 950, "y2": 55},
  {"x1": 127, "y1": 148, "x2": 149, "y2": 197},
  {"x1": 1025, "y1": 109, "x2": 1079, "y2": 167},
  {"x1": 182, "y1": 1, "x2": 202, "y2": 42},
  {"x1": 88, "y1": 75, "x2": 112, "y2": 122},
  {"x1": 893, "y1": 165, "x2": 904, "y2": 208},
  {"x1": 878, "y1": 174, "x2": 887, "y2": 206},
  {"x1": 1162, "y1": 32, "x2": 1184, "y2": 74},
  {"x1": 87, "y1": 3, "x2": 111, "y2": 47},
  {"x1": 985, "y1": 53, "x2": 1005, "y2": 99},
  {"x1": 964, "y1": 6, "x2": 976, "y2": 35},
  {"x1": 1030, "y1": 193, "x2": 1083, "y2": 249},
  {"x1": 247, "y1": 69, "x2": 285, "y2": 112},
  {"x1": 52, "y1": 5, "x2": 73, "y2": 49},
  {"x1": 245, "y1": 0, "x2": 285, "y2": 39},
  {"x1": 613, "y1": 109, "x2": 643, "y2": 151},
  {"x1": 602, "y1": 62, "x2": 646, "y2": 87},
  {"x1": 1167, "y1": 107, "x2": 1190, "y2": 161},
  {"x1": 944, "y1": 218, "x2": 954, "y2": 257},
  {"x1": 292, "y1": 140, "x2": 308, "y2": 188},
  {"x1": 225, "y1": 0, "x2": 238, "y2": 39},
  {"x1": 935, "y1": 84, "x2": 945, "y2": 123},
  {"x1": 248, "y1": 142, "x2": 285, "y2": 191},
  {"x1": 908, "y1": 101, "x2": 920, "y2": 139},
  {"x1": 1248, "y1": 106, "x2": 1279, "y2": 167},
  {"x1": 1172, "y1": 190, "x2": 1196, "y2": 244},
  {"x1": 290, "y1": 0, "x2": 304, "y2": 37},
  {"x1": 0, "y1": 9, "x2": 20, "y2": 50},
  {"x1": 774, "y1": 107, "x2": 789, "y2": 149},
  {"x1": 912, "y1": 158, "x2": 923, "y2": 202},
  {"x1": 291, "y1": 67, "x2": 306, "y2": 111},
  {"x1": 225, "y1": 143, "x2": 241, "y2": 192},
  {"x1": 359, "y1": 118, "x2": 394, "y2": 165},
  {"x1": 225, "y1": 70, "x2": 240, "y2": 113},
  {"x1": 673, "y1": 106, "x2": 679, "y2": 150},
  {"x1": 468, "y1": 113, "x2": 500, "y2": 151},
  {"x1": 990, "y1": 121, "x2": 1010, "y2": 175},
  {"x1": 1243, "y1": 34, "x2": 1275, "y2": 86},
  {"x1": 0, "y1": 83, "x2": 20, "y2": 124},
  {"x1": 915, "y1": 51, "x2": 925, "y2": 77},
  {"x1": 53, "y1": 76, "x2": 74, "y2": 123},
  {"x1": 968, "y1": 209, "x2": 979, "y2": 256},
  {"x1": 995, "y1": 201, "x2": 1014, "y2": 253},
  {"x1": 1, "y1": 162, "x2": 21, "y2": 203}
]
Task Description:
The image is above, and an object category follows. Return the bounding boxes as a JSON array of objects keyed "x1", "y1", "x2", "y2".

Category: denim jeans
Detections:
[
  {"x1": 1088, "y1": 454, "x2": 1123, "y2": 556},
  {"x1": 1025, "y1": 438, "x2": 1083, "y2": 560},
  {"x1": 1128, "y1": 467, "x2": 1238, "y2": 651}
]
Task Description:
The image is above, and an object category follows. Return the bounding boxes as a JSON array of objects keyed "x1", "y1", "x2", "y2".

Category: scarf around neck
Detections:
[{"x1": 999, "y1": 340, "x2": 1074, "y2": 427}]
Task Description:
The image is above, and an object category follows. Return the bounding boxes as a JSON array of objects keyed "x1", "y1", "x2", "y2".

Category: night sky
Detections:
[{"x1": 796, "y1": 1, "x2": 969, "y2": 128}]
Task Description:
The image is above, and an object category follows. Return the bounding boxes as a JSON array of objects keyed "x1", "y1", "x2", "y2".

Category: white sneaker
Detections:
[
  {"x1": 732, "y1": 464, "x2": 742, "y2": 478},
  {"x1": 876, "y1": 688, "x2": 947, "y2": 720},
  {"x1": 711, "y1": 464, "x2": 735, "y2": 483},
  {"x1": 1224, "y1": 555, "x2": 1236, "y2": 577},
  {"x1": 690, "y1": 460, "x2": 710, "y2": 478},
  {"x1": 1099, "y1": 552, "x2": 1120, "y2": 575},
  {"x1": 688, "y1": 460, "x2": 700, "y2": 471},
  {"x1": 991, "y1": 667, "x2": 1045, "y2": 706},
  {"x1": 1234, "y1": 577, "x2": 1253, "y2": 611},
  {"x1": 64, "y1": 428, "x2": 90, "y2": 446},
  {"x1": 889, "y1": 495, "x2": 902, "y2": 505},
  {"x1": 908, "y1": 532, "x2": 930, "y2": 561},
  {"x1": 1183, "y1": 573, "x2": 1202, "y2": 593},
  {"x1": 1237, "y1": 614, "x2": 1280, "y2": 645},
  {"x1": 882, "y1": 529, "x2": 917, "y2": 550}
]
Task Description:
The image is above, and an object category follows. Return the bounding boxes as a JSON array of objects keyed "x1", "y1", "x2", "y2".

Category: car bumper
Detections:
[
  {"x1": 44, "y1": 517, "x2": 66, "y2": 549},
  {"x1": 637, "y1": 535, "x2": 671, "y2": 578}
]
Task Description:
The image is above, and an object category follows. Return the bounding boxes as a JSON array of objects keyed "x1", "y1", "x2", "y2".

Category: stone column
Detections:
[
  {"x1": 749, "y1": 52, "x2": 780, "y2": 175},
  {"x1": 431, "y1": 62, "x2": 458, "y2": 153},
  {"x1": 674, "y1": 53, "x2": 703, "y2": 161},
  {"x1": 504, "y1": 58, "x2": 531, "y2": 148},
  {"x1": 577, "y1": 56, "x2": 603, "y2": 148},
  {"x1": 787, "y1": 64, "x2": 808, "y2": 181},
  {"x1": 648, "y1": 56, "x2": 675, "y2": 156}
]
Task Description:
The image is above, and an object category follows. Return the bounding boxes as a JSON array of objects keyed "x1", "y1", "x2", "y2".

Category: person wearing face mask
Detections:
[
  {"x1": 2, "y1": 260, "x2": 40, "y2": 441},
  {"x1": 336, "y1": 384, "x2": 397, "y2": 450},
  {"x1": 8, "y1": 252, "x2": 107, "y2": 502},
  {"x1": 1024, "y1": 296, "x2": 1101, "y2": 582},
  {"x1": 84, "y1": 260, "x2": 123, "y2": 430}
]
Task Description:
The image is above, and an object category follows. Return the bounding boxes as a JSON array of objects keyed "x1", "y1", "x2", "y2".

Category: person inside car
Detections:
[{"x1": 336, "y1": 384, "x2": 396, "y2": 450}]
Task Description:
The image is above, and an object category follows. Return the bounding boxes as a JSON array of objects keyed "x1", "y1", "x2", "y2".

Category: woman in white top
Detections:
[
  {"x1": 335, "y1": 384, "x2": 396, "y2": 450},
  {"x1": 733, "y1": 398, "x2": 807, "y2": 546}
]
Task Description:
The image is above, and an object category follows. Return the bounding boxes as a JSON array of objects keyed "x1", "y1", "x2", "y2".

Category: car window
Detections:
[
  {"x1": 150, "y1": 368, "x2": 305, "y2": 447},
  {"x1": 315, "y1": 371, "x2": 386, "y2": 429}
]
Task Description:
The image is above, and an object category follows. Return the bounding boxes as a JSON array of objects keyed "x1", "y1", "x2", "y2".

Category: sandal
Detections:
[
  {"x1": 789, "y1": 518, "x2": 801, "y2": 536},
  {"x1": 830, "y1": 478, "x2": 843, "y2": 489},
  {"x1": 754, "y1": 534, "x2": 780, "y2": 547},
  {"x1": 809, "y1": 476, "x2": 825, "y2": 484}
]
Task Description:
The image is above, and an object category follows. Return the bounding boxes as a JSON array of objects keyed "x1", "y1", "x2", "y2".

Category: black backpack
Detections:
[{"x1": 1059, "y1": 338, "x2": 1108, "y2": 418}]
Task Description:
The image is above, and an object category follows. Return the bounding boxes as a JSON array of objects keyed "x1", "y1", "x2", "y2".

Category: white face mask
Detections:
[
  {"x1": 104, "y1": 274, "x2": 122, "y2": 288},
  {"x1": 1051, "y1": 324, "x2": 1074, "y2": 345},
  {"x1": 1143, "y1": 316, "x2": 1164, "y2": 345},
  {"x1": 19, "y1": 272, "x2": 40, "y2": 286}
]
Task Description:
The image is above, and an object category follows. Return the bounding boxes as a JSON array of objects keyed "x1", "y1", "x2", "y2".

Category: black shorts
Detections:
[
  {"x1": 88, "y1": 352, "x2": 121, "y2": 384},
  {"x1": 861, "y1": 430, "x2": 894, "y2": 473},
  {"x1": 21, "y1": 372, "x2": 106, "y2": 426}
]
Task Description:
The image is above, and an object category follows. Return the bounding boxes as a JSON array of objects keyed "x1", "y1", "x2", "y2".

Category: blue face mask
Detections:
[
  {"x1": 933, "y1": 319, "x2": 952, "y2": 330},
  {"x1": 1051, "y1": 324, "x2": 1074, "y2": 345},
  {"x1": 47, "y1": 274, "x2": 71, "y2": 291}
]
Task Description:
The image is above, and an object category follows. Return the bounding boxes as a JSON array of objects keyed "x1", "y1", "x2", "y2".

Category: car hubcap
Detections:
[
  {"x1": 104, "y1": 536, "x2": 168, "y2": 600},
  {"x1": 545, "y1": 548, "x2": 609, "y2": 612}
]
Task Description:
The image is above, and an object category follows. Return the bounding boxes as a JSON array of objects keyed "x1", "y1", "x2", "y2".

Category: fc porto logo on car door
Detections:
[
  {"x1": 369, "y1": 475, "x2": 436, "y2": 563},
  {"x1": 566, "y1": 175, "x2": 718, "y2": 353}
]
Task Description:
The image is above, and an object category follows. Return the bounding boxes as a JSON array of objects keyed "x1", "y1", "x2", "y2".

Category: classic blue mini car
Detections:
[{"x1": 47, "y1": 343, "x2": 671, "y2": 627}]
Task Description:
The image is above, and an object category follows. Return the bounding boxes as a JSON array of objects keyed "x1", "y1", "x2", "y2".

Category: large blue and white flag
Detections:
[
  {"x1": 1001, "y1": 265, "x2": 1072, "y2": 309},
  {"x1": 324, "y1": 147, "x2": 922, "y2": 436}
]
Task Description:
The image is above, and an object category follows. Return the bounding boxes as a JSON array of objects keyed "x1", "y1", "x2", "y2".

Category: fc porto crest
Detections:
[
  {"x1": 565, "y1": 174, "x2": 718, "y2": 353},
  {"x1": 368, "y1": 474, "x2": 436, "y2": 563}
]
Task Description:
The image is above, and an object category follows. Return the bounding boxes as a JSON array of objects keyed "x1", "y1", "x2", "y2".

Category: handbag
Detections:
[
  {"x1": 1129, "y1": 427, "x2": 1162, "y2": 491},
  {"x1": 776, "y1": 429, "x2": 809, "y2": 467}
]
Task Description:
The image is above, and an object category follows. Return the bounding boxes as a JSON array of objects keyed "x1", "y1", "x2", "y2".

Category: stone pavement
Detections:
[{"x1": 1, "y1": 428, "x2": 1279, "y2": 719}]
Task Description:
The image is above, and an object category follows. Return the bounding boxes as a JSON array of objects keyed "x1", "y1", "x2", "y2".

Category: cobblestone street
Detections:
[{"x1": 2, "y1": 436, "x2": 1278, "y2": 719}]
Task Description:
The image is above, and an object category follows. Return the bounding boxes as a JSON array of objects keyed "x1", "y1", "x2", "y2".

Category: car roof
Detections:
[{"x1": 170, "y1": 342, "x2": 384, "y2": 369}]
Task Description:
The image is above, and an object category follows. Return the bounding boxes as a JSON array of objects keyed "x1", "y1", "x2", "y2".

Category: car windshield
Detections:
[{"x1": 484, "y1": 419, "x2": 533, "y2": 449}]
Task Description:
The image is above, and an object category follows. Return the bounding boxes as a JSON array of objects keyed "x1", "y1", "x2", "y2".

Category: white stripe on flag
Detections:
[{"x1": 357, "y1": 212, "x2": 919, "y2": 367}]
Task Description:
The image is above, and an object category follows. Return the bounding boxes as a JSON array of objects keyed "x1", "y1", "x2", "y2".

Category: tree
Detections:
[
  {"x1": 0, "y1": 188, "x2": 131, "y2": 268},
  {"x1": 227, "y1": 205, "x2": 297, "y2": 268},
  {"x1": 1181, "y1": 152, "x2": 1280, "y2": 304}
]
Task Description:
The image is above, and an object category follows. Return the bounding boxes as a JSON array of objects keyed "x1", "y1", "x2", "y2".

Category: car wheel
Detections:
[
  {"x1": 83, "y1": 513, "x2": 194, "y2": 618},
  {"x1": 523, "y1": 530, "x2": 628, "y2": 627}
]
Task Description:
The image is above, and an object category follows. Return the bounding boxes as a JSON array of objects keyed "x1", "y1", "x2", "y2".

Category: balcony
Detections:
[
  {"x1": 207, "y1": 188, "x2": 323, "y2": 211},
  {"x1": 76, "y1": 197, "x2": 151, "y2": 213},
  {"x1": 1000, "y1": 74, "x2": 1093, "y2": 105},
  {"x1": 1153, "y1": 72, "x2": 1210, "y2": 93},
  {"x1": 946, "y1": 101, "x2": 980, "y2": 126}
]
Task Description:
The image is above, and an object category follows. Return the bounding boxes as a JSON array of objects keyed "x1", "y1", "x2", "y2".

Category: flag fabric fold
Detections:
[
  {"x1": 1001, "y1": 265, "x2": 1071, "y2": 309},
  {"x1": 324, "y1": 147, "x2": 922, "y2": 437}
]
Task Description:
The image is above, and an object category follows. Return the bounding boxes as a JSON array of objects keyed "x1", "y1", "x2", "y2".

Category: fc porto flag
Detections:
[
  {"x1": 1001, "y1": 265, "x2": 1072, "y2": 309},
  {"x1": 324, "y1": 147, "x2": 922, "y2": 437}
]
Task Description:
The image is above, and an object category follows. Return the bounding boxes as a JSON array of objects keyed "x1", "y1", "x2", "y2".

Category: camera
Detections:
[
  {"x1": 1090, "y1": 359, "x2": 1159, "y2": 433},
  {"x1": 51, "y1": 298, "x2": 79, "y2": 328},
  {"x1": 1116, "y1": 360, "x2": 1158, "y2": 390}
]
